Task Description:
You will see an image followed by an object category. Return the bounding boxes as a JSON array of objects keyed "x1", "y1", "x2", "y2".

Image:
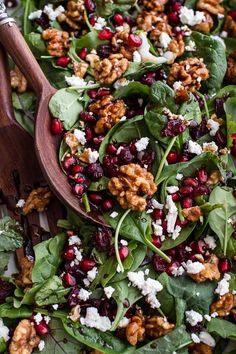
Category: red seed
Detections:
[
  {"x1": 172, "y1": 2, "x2": 182, "y2": 12},
  {"x1": 196, "y1": 168, "x2": 208, "y2": 184},
  {"x1": 228, "y1": 10, "x2": 236, "y2": 20},
  {"x1": 152, "y1": 254, "x2": 167, "y2": 272},
  {"x1": 63, "y1": 273, "x2": 76, "y2": 287},
  {"x1": 87, "y1": 89, "x2": 97, "y2": 98},
  {"x1": 181, "y1": 197, "x2": 193, "y2": 209},
  {"x1": 96, "y1": 88, "x2": 110, "y2": 97},
  {"x1": 56, "y1": 56, "x2": 70, "y2": 67},
  {"x1": 88, "y1": 193, "x2": 103, "y2": 204},
  {"x1": 63, "y1": 155, "x2": 77, "y2": 171},
  {"x1": 106, "y1": 143, "x2": 117, "y2": 155},
  {"x1": 79, "y1": 48, "x2": 88, "y2": 60},
  {"x1": 51, "y1": 118, "x2": 63, "y2": 135},
  {"x1": 84, "y1": 0, "x2": 96, "y2": 12},
  {"x1": 80, "y1": 258, "x2": 96, "y2": 271},
  {"x1": 179, "y1": 155, "x2": 189, "y2": 162},
  {"x1": 71, "y1": 164, "x2": 84, "y2": 175},
  {"x1": 166, "y1": 248, "x2": 176, "y2": 258},
  {"x1": 102, "y1": 199, "x2": 113, "y2": 211},
  {"x1": 98, "y1": 28, "x2": 113, "y2": 40},
  {"x1": 167, "y1": 151, "x2": 179, "y2": 164},
  {"x1": 63, "y1": 246, "x2": 75, "y2": 261},
  {"x1": 113, "y1": 13, "x2": 124, "y2": 25},
  {"x1": 171, "y1": 192, "x2": 180, "y2": 202},
  {"x1": 80, "y1": 111, "x2": 96, "y2": 122},
  {"x1": 152, "y1": 235, "x2": 162, "y2": 248},
  {"x1": 175, "y1": 219, "x2": 189, "y2": 228},
  {"x1": 167, "y1": 12, "x2": 179, "y2": 23},
  {"x1": 218, "y1": 258, "x2": 231, "y2": 273},
  {"x1": 231, "y1": 144, "x2": 236, "y2": 157},
  {"x1": 72, "y1": 184, "x2": 84, "y2": 196},
  {"x1": 119, "y1": 246, "x2": 129, "y2": 261},
  {"x1": 35, "y1": 321, "x2": 49, "y2": 335},
  {"x1": 182, "y1": 177, "x2": 198, "y2": 188},
  {"x1": 128, "y1": 34, "x2": 142, "y2": 47},
  {"x1": 190, "y1": 240, "x2": 206, "y2": 255},
  {"x1": 73, "y1": 174, "x2": 86, "y2": 184},
  {"x1": 89, "y1": 15, "x2": 96, "y2": 26},
  {"x1": 179, "y1": 186, "x2": 193, "y2": 195},
  {"x1": 85, "y1": 127, "x2": 94, "y2": 142},
  {"x1": 152, "y1": 209, "x2": 163, "y2": 220}
]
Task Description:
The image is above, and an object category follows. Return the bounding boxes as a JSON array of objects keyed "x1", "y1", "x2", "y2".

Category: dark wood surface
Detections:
[{"x1": 0, "y1": 21, "x2": 108, "y2": 226}]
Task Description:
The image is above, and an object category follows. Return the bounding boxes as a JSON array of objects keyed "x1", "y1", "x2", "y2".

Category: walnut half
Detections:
[
  {"x1": 188, "y1": 254, "x2": 220, "y2": 283},
  {"x1": 145, "y1": 316, "x2": 175, "y2": 338},
  {"x1": 126, "y1": 312, "x2": 145, "y2": 346},
  {"x1": 23, "y1": 187, "x2": 53, "y2": 215},
  {"x1": 210, "y1": 292, "x2": 236, "y2": 317},
  {"x1": 9, "y1": 319, "x2": 40, "y2": 354}
]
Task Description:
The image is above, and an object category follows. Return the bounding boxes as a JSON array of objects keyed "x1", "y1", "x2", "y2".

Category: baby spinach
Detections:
[
  {"x1": 113, "y1": 82, "x2": 150, "y2": 100},
  {"x1": 0, "y1": 303, "x2": 32, "y2": 318},
  {"x1": 73, "y1": 30, "x2": 108, "y2": 51},
  {"x1": 34, "y1": 276, "x2": 70, "y2": 306},
  {"x1": 207, "y1": 318, "x2": 236, "y2": 340},
  {"x1": 0, "y1": 217, "x2": 23, "y2": 252},
  {"x1": 150, "y1": 81, "x2": 176, "y2": 112},
  {"x1": 96, "y1": 0, "x2": 136, "y2": 17},
  {"x1": 40, "y1": 61, "x2": 71, "y2": 89},
  {"x1": 25, "y1": 33, "x2": 47, "y2": 58},
  {"x1": 161, "y1": 224, "x2": 196, "y2": 251},
  {"x1": 224, "y1": 96, "x2": 236, "y2": 148}
]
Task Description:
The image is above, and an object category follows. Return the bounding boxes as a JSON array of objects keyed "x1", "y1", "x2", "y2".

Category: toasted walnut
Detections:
[
  {"x1": 93, "y1": 53, "x2": 129, "y2": 84},
  {"x1": 168, "y1": 58, "x2": 209, "y2": 94},
  {"x1": 73, "y1": 62, "x2": 89, "y2": 78},
  {"x1": 193, "y1": 11, "x2": 214, "y2": 33},
  {"x1": 23, "y1": 187, "x2": 53, "y2": 214},
  {"x1": 206, "y1": 170, "x2": 223, "y2": 185},
  {"x1": 108, "y1": 164, "x2": 157, "y2": 212},
  {"x1": 69, "y1": 304, "x2": 81, "y2": 322},
  {"x1": 196, "y1": 0, "x2": 224, "y2": 15},
  {"x1": 189, "y1": 254, "x2": 221, "y2": 283},
  {"x1": 126, "y1": 313, "x2": 145, "y2": 346},
  {"x1": 57, "y1": 0, "x2": 85, "y2": 30},
  {"x1": 182, "y1": 206, "x2": 203, "y2": 222},
  {"x1": 64, "y1": 132, "x2": 79, "y2": 154},
  {"x1": 140, "y1": 0, "x2": 168, "y2": 12},
  {"x1": 42, "y1": 28, "x2": 70, "y2": 57},
  {"x1": 168, "y1": 34, "x2": 185, "y2": 57},
  {"x1": 15, "y1": 257, "x2": 34, "y2": 287},
  {"x1": 137, "y1": 11, "x2": 162, "y2": 32},
  {"x1": 189, "y1": 342, "x2": 213, "y2": 354},
  {"x1": 149, "y1": 14, "x2": 172, "y2": 40},
  {"x1": 210, "y1": 293, "x2": 236, "y2": 317},
  {"x1": 145, "y1": 316, "x2": 175, "y2": 338},
  {"x1": 111, "y1": 26, "x2": 135, "y2": 60},
  {"x1": 224, "y1": 15, "x2": 236, "y2": 38},
  {"x1": 86, "y1": 53, "x2": 100, "y2": 68},
  {"x1": 10, "y1": 66, "x2": 27, "y2": 93},
  {"x1": 9, "y1": 319, "x2": 40, "y2": 354},
  {"x1": 226, "y1": 51, "x2": 236, "y2": 84},
  {"x1": 89, "y1": 95, "x2": 126, "y2": 134}
]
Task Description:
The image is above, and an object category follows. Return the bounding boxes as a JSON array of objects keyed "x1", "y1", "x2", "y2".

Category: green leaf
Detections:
[
  {"x1": 95, "y1": 0, "x2": 136, "y2": 17},
  {"x1": 0, "y1": 253, "x2": 10, "y2": 274},
  {"x1": 0, "y1": 217, "x2": 23, "y2": 252},
  {"x1": 150, "y1": 81, "x2": 176, "y2": 112},
  {"x1": 25, "y1": 33, "x2": 47, "y2": 58},
  {"x1": 161, "y1": 224, "x2": 196, "y2": 251},
  {"x1": 0, "y1": 303, "x2": 32, "y2": 318},
  {"x1": 224, "y1": 96, "x2": 236, "y2": 148},
  {"x1": 113, "y1": 82, "x2": 150, "y2": 100},
  {"x1": 32, "y1": 233, "x2": 66, "y2": 283},
  {"x1": 35, "y1": 276, "x2": 70, "y2": 306},
  {"x1": 49, "y1": 89, "x2": 83, "y2": 130},
  {"x1": 178, "y1": 94, "x2": 201, "y2": 123},
  {"x1": 89, "y1": 177, "x2": 109, "y2": 191},
  {"x1": 22, "y1": 0, "x2": 37, "y2": 35},
  {"x1": 39, "y1": 61, "x2": 71, "y2": 89},
  {"x1": 73, "y1": 30, "x2": 108, "y2": 51},
  {"x1": 207, "y1": 318, "x2": 236, "y2": 340}
]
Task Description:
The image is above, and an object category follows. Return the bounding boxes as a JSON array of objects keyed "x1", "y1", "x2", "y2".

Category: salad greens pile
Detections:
[{"x1": 1, "y1": 0, "x2": 236, "y2": 352}]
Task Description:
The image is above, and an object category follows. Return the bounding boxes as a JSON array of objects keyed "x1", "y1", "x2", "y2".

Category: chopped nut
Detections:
[
  {"x1": 149, "y1": 14, "x2": 172, "y2": 40},
  {"x1": 145, "y1": 316, "x2": 175, "y2": 338},
  {"x1": 193, "y1": 11, "x2": 214, "y2": 33},
  {"x1": 188, "y1": 254, "x2": 221, "y2": 283},
  {"x1": 69, "y1": 304, "x2": 81, "y2": 322},
  {"x1": 10, "y1": 66, "x2": 27, "y2": 93},
  {"x1": 73, "y1": 62, "x2": 89, "y2": 78},
  {"x1": 182, "y1": 206, "x2": 203, "y2": 222},
  {"x1": 15, "y1": 257, "x2": 34, "y2": 287},
  {"x1": 57, "y1": 0, "x2": 85, "y2": 30},
  {"x1": 126, "y1": 312, "x2": 145, "y2": 346},
  {"x1": 89, "y1": 95, "x2": 126, "y2": 134},
  {"x1": 108, "y1": 164, "x2": 157, "y2": 212},
  {"x1": 168, "y1": 34, "x2": 185, "y2": 57},
  {"x1": 226, "y1": 51, "x2": 236, "y2": 84},
  {"x1": 189, "y1": 342, "x2": 213, "y2": 354},
  {"x1": 168, "y1": 58, "x2": 209, "y2": 95},
  {"x1": 206, "y1": 170, "x2": 223, "y2": 185},
  {"x1": 224, "y1": 15, "x2": 236, "y2": 38},
  {"x1": 111, "y1": 26, "x2": 135, "y2": 60},
  {"x1": 23, "y1": 187, "x2": 53, "y2": 214},
  {"x1": 196, "y1": 0, "x2": 224, "y2": 15},
  {"x1": 93, "y1": 53, "x2": 129, "y2": 84},
  {"x1": 140, "y1": 0, "x2": 168, "y2": 12},
  {"x1": 42, "y1": 28, "x2": 70, "y2": 57},
  {"x1": 210, "y1": 293, "x2": 236, "y2": 317},
  {"x1": 9, "y1": 319, "x2": 40, "y2": 354},
  {"x1": 64, "y1": 132, "x2": 79, "y2": 154},
  {"x1": 86, "y1": 53, "x2": 100, "y2": 68},
  {"x1": 137, "y1": 11, "x2": 164, "y2": 32}
]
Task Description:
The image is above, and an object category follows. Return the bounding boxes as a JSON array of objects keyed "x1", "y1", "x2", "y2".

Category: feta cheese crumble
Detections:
[
  {"x1": 34, "y1": 313, "x2": 43, "y2": 325},
  {"x1": 104, "y1": 286, "x2": 115, "y2": 299},
  {"x1": 138, "y1": 32, "x2": 167, "y2": 64},
  {"x1": 68, "y1": 235, "x2": 81, "y2": 246},
  {"x1": 28, "y1": 9, "x2": 43, "y2": 20},
  {"x1": 133, "y1": 50, "x2": 142, "y2": 63},
  {"x1": 73, "y1": 129, "x2": 87, "y2": 145},
  {"x1": 185, "y1": 310, "x2": 203, "y2": 326},
  {"x1": 176, "y1": 173, "x2": 183, "y2": 180},
  {"x1": 87, "y1": 148, "x2": 99, "y2": 163},
  {"x1": 16, "y1": 199, "x2": 25, "y2": 208},
  {"x1": 159, "y1": 32, "x2": 172, "y2": 48},
  {"x1": 38, "y1": 340, "x2": 45, "y2": 352},
  {"x1": 65, "y1": 76, "x2": 94, "y2": 88},
  {"x1": 80, "y1": 307, "x2": 112, "y2": 332},
  {"x1": 52, "y1": 304, "x2": 59, "y2": 310},
  {"x1": 0, "y1": 319, "x2": 9, "y2": 342},
  {"x1": 207, "y1": 119, "x2": 220, "y2": 136},
  {"x1": 43, "y1": 4, "x2": 65, "y2": 21},
  {"x1": 110, "y1": 211, "x2": 119, "y2": 218},
  {"x1": 87, "y1": 267, "x2": 97, "y2": 282},
  {"x1": 113, "y1": 78, "x2": 131, "y2": 89},
  {"x1": 199, "y1": 331, "x2": 216, "y2": 347},
  {"x1": 118, "y1": 317, "x2": 130, "y2": 328},
  {"x1": 172, "y1": 265, "x2": 185, "y2": 277},
  {"x1": 166, "y1": 186, "x2": 179, "y2": 194},
  {"x1": 183, "y1": 260, "x2": 205, "y2": 274},
  {"x1": 204, "y1": 314, "x2": 212, "y2": 322},
  {"x1": 135, "y1": 137, "x2": 150, "y2": 152},
  {"x1": 188, "y1": 140, "x2": 202, "y2": 155},
  {"x1": 204, "y1": 236, "x2": 216, "y2": 250},
  {"x1": 179, "y1": 7, "x2": 205, "y2": 26},
  {"x1": 215, "y1": 273, "x2": 231, "y2": 296},
  {"x1": 173, "y1": 81, "x2": 183, "y2": 92},
  {"x1": 165, "y1": 195, "x2": 178, "y2": 234},
  {"x1": 79, "y1": 288, "x2": 91, "y2": 301},
  {"x1": 191, "y1": 333, "x2": 201, "y2": 343},
  {"x1": 94, "y1": 17, "x2": 107, "y2": 30}
]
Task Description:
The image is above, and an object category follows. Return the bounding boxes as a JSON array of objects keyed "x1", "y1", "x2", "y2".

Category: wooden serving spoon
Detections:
[{"x1": 0, "y1": 13, "x2": 108, "y2": 226}]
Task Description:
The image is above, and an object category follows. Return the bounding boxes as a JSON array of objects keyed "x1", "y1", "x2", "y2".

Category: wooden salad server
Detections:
[{"x1": 0, "y1": 4, "x2": 108, "y2": 226}]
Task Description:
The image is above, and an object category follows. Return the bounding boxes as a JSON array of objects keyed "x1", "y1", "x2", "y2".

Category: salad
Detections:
[{"x1": 1, "y1": 0, "x2": 236, "y2": 352}]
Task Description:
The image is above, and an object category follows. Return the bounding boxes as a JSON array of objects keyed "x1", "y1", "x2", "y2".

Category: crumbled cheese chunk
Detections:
[
  {"x1": 80, "y1": 307, "x2": 112, "y2": 331},
  {"x1": 65, "y1": 76, "x2": 91, "y2": 87},
  {"x1": 172, "y1": 225, "x2": 182, "y2": 240},
  {"x1": 0, "y1": 319, "x2": 9, "y2": 342},
  {"x1": 151, "y1": 199, "x2": 164, "y2": 209},
  {"x1": 172, "y1": 265, "x2": 185, "y2": 277},
  {"x1": 87, "y1": 148, "x2": 99, "y2": 163},
  {"x1": 159, "y1": 32, "x2": 172, "y2": 48},
  {"x1": 215, "y1": 274, "x2": 231, "y2": 296},
  {"x1": 185, "y1": 40, "x2": 196, "y2": 51},
  {"x1": 165, "y1": 195, "x2": 178, "y2": 234},
  {"x1": 110, "y1": 211, "x2": 118, "y2": 218},
  {"x1": 38, "y1": 340, "x2": 45, "y2": 352},
  {"x1": 118, "y1": 317, "x2": 130, "y2": 328},
  {"x1": 152, "y1": 222, "x2": 163, "y2": 236},
  {"x1": 133, "y1": 50, "x2": 142, "y2": 63},
  {"x1": 188, "y1": 140, "x2": 202, "y2": 155},
  {"x1": 202, "y1": 142, "x2": 218, "y2": 153},
  {"x1": 52, "y1": 304, "x2": 59, "y2": 310},
  {"x1": 220, "y1": 31, "x2": 228, "y2": 38},
  {"x1": 87, "y1": 267, "x2": 97, "y2": 282},
  {"x1": 74, "y1": 247, "x2": 83, "y2": 262},
  {"x1": 116, "y1": 146, "x2": 124, "y2": 155},
  {"x1": 34, "y1": 313, "x2": 43, "y2": 325},
  {"x1": 73, "y1": 129, "x2": 87, "y2": 145},
  {"x1": 184, "y1": 260, "x2": 205, "y2": 274},
  {"x1": 179, "y1": 6, "x2": 205, "y2": 26},
  {"x1": 204, "y1": 236, "x2": 216, "y2": 250},
  {"x1": 176, "y1": 173, "x2": 183, "y2": 180},
  {"x1": 16, "y1": 199, "x2": 25, "y2": 208},
  {"x1": 204, "y1": 314, "x2": 212, "y2": 322},
  {"x1": 166, "y1": 186, "x2": 179, "y2": 194},
  {"x1": 135, "y1": 137, "x2": 150, "y2": 152},
  {"x1": 211, "y1": 312, "x2": 218, "y2": 318},
  {"x1": 79, "y1": 288, "x2": 91, "y2": 301},
  {"x1": 43, "y1": 4, "x2": 65, "y2": 21},
  {"x1": 173, "y1": 81, "x2": 183, "y2": 92},
  {"x1": 28, "y1": 9, "x2": 42, "y2": 20},
  {"x1": 68, "y1": 235, "x2": 81, "y2": 246},
  {"x1": 44, "y1": 315, "x2": 51, "y2": 324},
  {"x1": 186, "y1": 310, "x2": 203, "y2": 326},
  {"x1": 94, "y1": 17, "x2": 107, "y2": 30},
  {"x1": 120, "y1": 239, "x2": 128, "y2": 246},
  {"x1": 113, "y1": 78, "x2": 131, "y2": 89},
  {"x1": 207, "y1": 119, "x2": 220, "y2": 136},
  {"x1": 104, "y1": 286, "x2": 115, "y2": 299},
  {"x1": 191, "y1": 333, "x2": 201, "y2": 343},
  {"x1": 199, "y1": 331, "x2": 216, "y2": 347}
]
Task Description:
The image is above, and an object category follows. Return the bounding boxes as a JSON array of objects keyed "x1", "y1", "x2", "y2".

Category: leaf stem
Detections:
[
  {"x1": 82, "y1": 194, "x2": 91, "y2": 213},
  {"x1": 144, "y1": 237, "x2": 171, "y2": 263},
  {"x1": 196, "y1": 91, "x2": 209, "y2": 119},
  {"x1": 114, "y1": 209, "x2": 131, "y2": 273},
  {"x1": 155, "y1": 136, "x2": 177, "y2": 184},
  {"x1": 23, "y1": 0, "x2": 30, "y2": 36}
]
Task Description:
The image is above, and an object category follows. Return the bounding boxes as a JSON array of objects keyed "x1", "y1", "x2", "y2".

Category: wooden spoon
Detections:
[{"x1": 0, "y1": 16, "x2": 108, "y2": 226}]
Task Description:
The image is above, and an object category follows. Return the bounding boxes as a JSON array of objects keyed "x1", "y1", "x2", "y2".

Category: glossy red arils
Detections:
[
  {"x1": 190, "y1": 240, "x2": 206, "y2": 254},
  {"x1": 179, "y1": 186, "x2": 193, "y2": 195},
  {"x1": 219, "y1": 258, "x2": 231, "y2": 273},
  {"x1": 167, "y1": 12, "x2": 179, "y2": 23},
  {"x1": 228, "y1": 10, "x2": 236, "y2": 20},
  {"x1": 56, "y1": 56, "x2": 70, "y2": 67},
  {"x1": 63, "y1": 246, "x2": 75, "y2": 261},
  {"x1": 71, "y1": 164, "x2": 84, "y2": 175},
  {"x1": 196, "y1": 168, "x2": 208, "y2": 183},
  {"x1": 167, "y1": 151, "x2": 178, "y2": 164},
  {"x1": 80, "y1": 111, "x2": 96, "y2": 122},
  {"x1": 152, "y1": 209, "x2": 163, "y2": 220},
  {"x1": 194, "y1": 185, "x2": 210, "y2": 196},
  {"x1": 63, "y1": 273, "x2": 76, "y2": 287},
  {"x1": 35, "y1": 321, "x2": 49, "y2": 335},
  {"x1": 98, "y1": 28, "x2": 113, "y2": 40},
  {"x1": 128, "y1": 34, "x2": 142, "y2": 47},
  {"x1": 88, "y1": 193, "x2": 103, "y2": 204},
  {"x1": 51, "y1": 118, "x2": 63, "y2": 135},
  {"x1": 63, "y1": 155, "x2": 77, "y2": 170},
  {"x1": 84, "y1": 0, "x2": 96, "y2": 12},
  {"x1": 79, "y1": 48, "x2": 88, "y2": 60},
  {"x1": 140, "y1": 72, "x2": 156, "y2": 86},
  {"x1": 181, "y1": 197, "x2": 193, "y2": 209},
  {"x1": 152, "y1": 235, "x2": 162, "y2": 248},
  {"x1": 113, "y1": 13, "x2": 124, "y2": 25},
  {"x1": 87, "y1": 89, "x2": 97, "y2": 98},
  {"x1": 171, "y1": 192, "x2": 180, "y2": 202},
  {"x1": 172, "y1": 2, "x2": 182, "y2": 11},
  {"x1": 175, "y1": 219, "x2": 189, "y2": 228},
  {"x1": 182, "y1": 177, "x2": 198, "y2": 188},
  {"x1": 166, "y1": 248, "x2": 176, "y2": 258},
  {"x1": 102, "y1": 199, "x2": 113, "y2": 211},
  {"x1": 106, "y1": 143, "x2": 117, "y2": 155},
  {"x1": 80, "y1": 258, "x2": 96, "y2": 271},
  {"x1": 119, "y1": 246, "x2": 129, "y2": 261},
  {"x1": 89, "y1": 15, "x2": 96, "y2": 26},
  {"x1": 72, "y1": 184, "x2": 84, "y2": 196}
]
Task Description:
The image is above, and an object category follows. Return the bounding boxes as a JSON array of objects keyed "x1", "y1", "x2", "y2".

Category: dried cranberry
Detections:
[
  {"x1": 139, "y1": 150, "x2": 155, "y2": 167},
  {"x1": 181, "y1": 197, "x2": 193, "y2": 209},
  {"x1": 80, "y1": 258, "x2": 96, "y2": 271},
  {"x1": 218, "y1": 258, "x2": 231, "y2": 273},
  {"x1": 106, "y1": 164, "x2": 120, "y2": 177},
  {"x1": 196, "y1": 168, "x2": 208, "y2": 183},
  {"x1": 125, "y1": 15, "x2": 135, "y2": 27},
  {"x1": 186, "y1": 323, "x2": 203, "y2": 333},
  {"x1": 153, "y1": 254, "x2": 167, "y2": 272},
  {"x1": 97, "y1": 44, "x2": 112, "y2": 58},
  {"x1": 63, "y1": 273, "x2": 76, "y2": 287},
  {"x1": 68, "y1": 287, "x2": 80, "y2": 307},
  {"x1": 119, "y1": 246, "x2": 129, "y2": 261},
  {"x1": 51, "y1": 118, "x2": 63, "y2": 135},
  {"x1": 79, "y1": 48, "x2": 88, "y2": 60},
  {"x1": 88, "y1": 193, "x2": 102, "y2": 204},
  {"x1": 84, "y1": 0, "x2": 96, "y2": 12},
  {"x1": 102, "y1": 199, "x2": 113, "y2": 211},
  {"x1": 63, "y1": 246, "x2": 75, "y2": 261},
  {"x1": 80, "y1": 111, "x2": 97, "y2": 122},
  {"x1": 175, "y1": 243, "x2": 188, "y2": 262},
  {"x1": 35, "y1": 12, "x2": 49, "y2": 29},
  {"x1": 128, "y1": 34, "x2": 142, "y2": 47},
  {"x1": 113, "y1": 13, "x2": 124, "y2": 25},
  {"x1": 166, "y1": 248, "x2": 176, "y2": 258},
  {"x1": 162, "y1": 119, "x2": 187, "y2": 137},
  {"x1": 214, "y1": 130, "x2": 226, "y2": 148},
  {"x1": 182, "y1": 177, "x2": 198, "y2": 188},
  {"x1": 152, "y1": 209, "x2": 163, "y2": 220},
  {"x1": 152, "y1": 235, "x2": 162, "y2": 248},
  {"x1": 0, "y1": 279, "x2": 15, "y2": 304},
  {"x1": 106, "y1": 143, "x2": 117, "y2": 155},
  {"x1": 98, "y1": 28, "x2": 113, "y2": 40},
  {"x1": 85, "y1": 163, "x2": 103, "y2": 181},
  {"x1": 35, "y1": 321, "x2": 49, "y2": 335},
  {"x1": 87, "y1": 89, "x2": 97, "y2": 98},
  {"x1": 94, "y1": 227, "x2": 112, "y2": 252},
  {"x1": 179, "y1": 186, "x2": 193, "y2": 196},
  {"x1": 140, "y1": 72, "x2": 156, "y2": 86},
  {"x1": 63, "y1": 155, "x2": 77, "y2": 171},
  {"x1": 231, "y1": 144, "x2": 236, "y2": 157},
  {"x1": 167, "y1": 150, "x2": 179, "y2": 164},
  {"x1": 189, "y1": 118, "x2": 208, "y2": 140},
  {"x1": 117, "y1": 148, "x2": 134, "y2": 165},
  {"x1": 84, "y1": 127, "x2": 93, "y2": 142}
]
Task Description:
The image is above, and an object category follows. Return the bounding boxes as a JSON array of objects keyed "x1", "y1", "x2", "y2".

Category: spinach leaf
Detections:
[
  {"x1": 99, "y1": 120, "x2": 124, "y2": 162},
  {"x1": 178, "y1": 94, "x2": 201, "y2": 123},
  {"x1": 0, "y1": 303, "x2": 32, "y2": 318},
  {"x1": 14, "y1": 110, "x2": 34, "y2": 136},
  {"x1": 161, "y1": 224, "x2": 196, "y2": 251},
  {"x1": 191, "y1": 32, "x2": 227, "y2": 90},
  {"x1": 89, "y1": 177, "x2": 109, "y2": 191},
  {"x1": 96, "y1": 0, "x2": 136, "y2": 17},
  {"x1": 32, "y1": 233, "x2": 66, "y2": 283},
  {"x1": 25, "y1": 33, "x2": 47, "y2": 58},
  {"x1": 113, "y1": 82, "x2": 150, "y2": 100},
  {"x1": 35, "y1": 276, "x2": 70, "y2": 306},
  {"x1": 0, "y1": 217, "x2": 23, "y2": 252},
  {"x1": 0, "y1": 253, "x2": 10, "y2": 274},
  {"x1": 73, "y1": 30, "x2": 107, "y2": 51},
  {"x1": 150, "y1": 81, "x2": 176, "y2": 112},
  {"x1": 224, "y1": 96, "x2": 236, "y2": 148},
  {"x1": 156, "y1": 273, "x2": 175, "y2": 320},
  {"x1": 207, "y1": 318, "x2": 236, "y2": 340},
  {"x1": 39, "y1": 61, "x2": 71, "y2": 89},
  {"x1": 208, "y1": 186, "x2": 235, "y2": 255},
  {"x1": 49, "y1": 89, "x2": 83, "y2": 129},
  {"x1": 22, "y1": 0, "x2": 37, "y2": 35}
]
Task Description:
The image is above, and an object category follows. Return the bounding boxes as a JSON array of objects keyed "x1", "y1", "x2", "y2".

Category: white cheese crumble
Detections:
[
  {"x1": 207, "y1": 119, "x2": 220, "y2": 136},
  {"x1": 80, "y1": 307, "x2": 112, "y2": 332},
  {"x1": 28, "y1": 9, "x2": 43, "y2": 20},
  {"x1": 116, "y1": 146, "x2": 124, "y2": 155},
  {"x1": 135, "y1": 137, "x2": 150, "y2": 152},
  {"x1": 74, "y1": 247, "x2": 83, "y2": 262},
  {"x1": 204, "y1": 236, "x2": 216, "y2": 250},
  {"x1": 185, "y1": 40, "x2": 196, "y2": 52},
  {"x1": 94, "y1": 17, "x2": 107, "y2": 30},
  {"x1": 165, "y1": 195, "x2": 178, "y2": 234},
  {"x1": 172, "y1": 265, "x2": 185, "y2": 277},
  {"x1": 185, "y1": 310, "x2": 203, "y2": 326},
  {"x1": 204, "y1": 314, "x2": 212, "y2": 322},
  {"x1": 73, "y1": 129, "x2": 87, "y2": 145},
  {"x1": 188, "y1": 140, "x2": 202, "y2": 155},
  {"x1": 87, "y1": 148, "x2": 99, "y2": 163},
  {"x1": 118, "y1": 317, "x2": 130, "y2": 328},
  {"x1": 38, "y1": 340, "x2": 45, "y2": 352},
  {"x1": 0, "y1": 319, "x2": 9, "y2": 342},
  {"x1": 184, "y1": 260, "x2": 205, "y2": 274},
  {"x1": 34, "y1": 313, "x2": 43, "y2": 325},
  {"x1": 176, "y1": 173, "x2": 183, "y2": 180},
  {"x1": 191, "y1": 333, "x2": 201, "y2": 343},
  {"x1": 52, "y1": 304, "x2": 59, "y2": 310},
  {"x1": 110, "y1": 211, "x2": 119, "y2": 218},
  {"x1": 172, "y1": 225, "x2": 182, "y2": 240},
  {"x1": 65, "y1": 76, "x2": 93, "y2": 88},
  {"x1": 220, "y1": 31, "x2": 228, "y2": 38},
  {"x1": 202, "y1": 142, "x2": 218, "y2": 153},
  {"x1": 179, "y1": 6, "x2": 205, "y2": 26},
  {"x1": 152, "y1": 222, "x2": 163, "y2": 236},
  {"x1": 159, "y1": 32, "x2": 172, "y2": 48},
  {"x1": 215, "y1": 273, "x2": 231, "y2": 296},
  {"x1": 44, "y1": 315, "x2": 51, "y2": 324},
  {"x1": 138, "y1": 32, "x2": 167, "y2": 64},
  {"x1": 199, "y1": 331, "x2": 216, "y2": 347},
  {"x1": 166, "y1": 186, "x2": 179, "y2": 194},
  {"x1": 113, "y1": 78, "x2": 131, "y2": 89},
  {"x1": 43, "y1": 4, "x2": 65, "y2": 20},
  {"x1": 151, "y1": 199, "x2": 164, "y2": 209},
  {"x1": 68, "y1": 235, "x2": 81, "y2": 246},
  {"x1": 87, "y1": 267, "x2": 97, "y2": 282},
  {"x1": 104, "y1": 286, "x2": 115, "y2": 299},
  {"x1": 211, "y1": 312, "x2": 218, "y2": 318},
  {"x1": 79, "y1": 288, "x2": 91, "y2": 301},
  {"x1": 16, "y1": 199, "x2": 25, "y2": 208},
  {"x1": 120, "y1": 239, "x2": 128, "y2": 246},
  {"x1": 133, "y1": 50, "x2": 142, "y2": 63},
  {"x1": 173, "y1": 81, "x2": 183, "y2": 92}
]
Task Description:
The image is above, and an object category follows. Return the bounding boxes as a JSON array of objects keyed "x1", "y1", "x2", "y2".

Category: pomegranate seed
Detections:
[
  {"x1": 153, "y1": 254, "x2": 167, "y2": 272},
  {"x1": 63, "y1": 246, "x2": 75, "y2": 261},
  {"x1": 113, "y1": 13, "x2": 124, "y2": 25},
  {"x1": 94, "y1": 227, "x2": 112, "y2": 251},
  {"x1": 84, "y1": 0, "x2": 96, "y2": 12},
  {"x1": 181, "y1": 197, "x2": 193, "y2": 209},
  {"x1": 102, "y1": 199, "x2": 113, "y2": 211},
  {"x1": 167, "y1": 151, "x2": 179, "y2": 164},
  {"x1": 219, "y1": 259, "x2": 231, "y2": 273},
  {"x1": 89, "y1": 15, "x2": 96, "y2": 26},
  {"x1": 166, "y1": 248, "x2": 176, "y2": 258},
  {"x1": 179, "y1": 186, "x2": 193, "y2": 195},
  {"x1": 125, "y1": 15, "x2": 135, "y2": 27},
  {"x1": 128, "y1": 34, "x2": 142, "y2": 47},
  {"x1": 78, "y1": 48, "x2": 88, "y2": 60},
  {"x1": 171, "y1": 192, "x2": 180, "y2": 202},
  {"x1": 167, "y1": 12, "x2": 179, "y2": 23},
  {"x1": 166, "y1": 261, "x2": 180, "y2": 276},
  {"x1": 35, "y1": 321, "x2": 49, "y2": 335},
  {"x1": 182, "y1": 177, "x2": 198, "y2": 188},
  {"x1": 63, "y1": 155, "x2": 77, "y2": 170},
  {"x1": 96, "y1": 88, "x2": 110, "y2": 97},
  {"x1": 56, "y1": 56, "x2": 70, "y2": 67},
  {"x1": 71, "y1": 164, "x2": 84, "y2": 175},
  {"x1": 228, "y1": 10, "x2": 236, "y2": 20},
  {"x1": 106, "y1": 143, "x2": 117, "y2": 155},
  {"x1": 80, "y1": 111, "x2": 96, "y2": 122},
  {"x1": 232, "y1": 133, "x2": 236, "y2": 140},
  {"x1": 88, "y1": 193, "x2": 102, "y2": 204},
  {"x1": 98, "y1": 28, "x2": 113, "y2": 40},
  {"x1": 190, "y1": 240, "x2": 206, "y2": 254},
  {"x1": 93, "y1": 135, "x2": 104, "y2": 146},
  {"x1": 152, "y1": 209, "x2": 163, "y2": 220},
  {"x1": 179, "y1": 155, "x2": 189, "y2": 162},
  {"x1": 85, "y1": 127, "x2": 94, "y2": 142},
  {"x1": 140, "y1": 72, "x2": 156, "y2": 86},
  {"x1": 193, "y1": 185, "x2": 210, "y2": 196},
  {"x1": 63, "y1": 273, "x2": 76, "y2": 287},
  {"x1": 86, "y1": 163, "x2": 103, "y2": 181},
  {"x1": 119, "y1": 246, "x2": 129, "y2": 261},
  {"x1": 152, "y1": 235, "x2": 161, "y2": 248},
  {"x1": 172, "y1": 2, "x2": 182, "y2": 11},
  {"x1": 80, "y1": 258, "x2": 96, "y2": 271},
  {"x1": 51, "y1": 118, "x2": 63, "y2": 135},
  {"x1": 87, "y1": 89, "x2": 97, "y2": 98},
  {"x1": 72, "y1": 184, "x2": 84, "y2": 196},
  {"x1": 73, "y1": 174, "x2": 86, "y2": 184},
  {"x1": 231, "y1": 144, "x2": 236, "y2": 157},
  {"x1": 196, "y1": 168, "x2": 208, "y2": 183}
]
